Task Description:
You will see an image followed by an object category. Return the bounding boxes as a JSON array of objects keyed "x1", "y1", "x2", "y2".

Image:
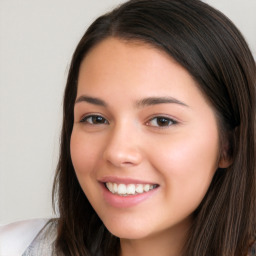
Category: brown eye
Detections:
[
  {"x1": 147, "y1": 117, "x2": 177, "y2": 127},
  {"x1": 80, "y1": 115, "x2": 109, "y2": 125}
]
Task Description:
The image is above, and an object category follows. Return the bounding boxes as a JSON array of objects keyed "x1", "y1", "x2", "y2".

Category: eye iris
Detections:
[
  {"x1": 157, "y1": 117, "x2": 170, "y2": 126},
  {"x1": 92, "y1": 116, "x2": 105, "y2": 124}
]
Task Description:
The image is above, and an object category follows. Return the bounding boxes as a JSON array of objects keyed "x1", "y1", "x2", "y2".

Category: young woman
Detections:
[{"x1": 6, "y1": 0, "x2": 256, "y2": 255}]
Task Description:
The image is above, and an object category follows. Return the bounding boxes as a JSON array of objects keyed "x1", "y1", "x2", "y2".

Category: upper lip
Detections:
[{"x1": 98, "y1": 176, "x2": 158, "y2": 185}]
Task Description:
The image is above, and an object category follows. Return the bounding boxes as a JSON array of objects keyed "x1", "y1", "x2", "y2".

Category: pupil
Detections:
[
  {"x1": 93, "y1": 116, "x2": 104, "y2": 123},
  {"x1": 157, "y1": 118, "x2": 169, "y2": 126}
]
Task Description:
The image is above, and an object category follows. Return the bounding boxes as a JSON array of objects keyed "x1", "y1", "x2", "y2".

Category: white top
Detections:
[
  {"x1": 0, "y1": 219, "x2": 48, "y2": 256},
  {"x1": 1, "y1": 219, "x2": 255, "y2": 255}
]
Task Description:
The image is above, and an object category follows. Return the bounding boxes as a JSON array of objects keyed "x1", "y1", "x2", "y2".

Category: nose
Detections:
[{"x1": 103, "y1": 124, "x2": 143, "y2": 168}]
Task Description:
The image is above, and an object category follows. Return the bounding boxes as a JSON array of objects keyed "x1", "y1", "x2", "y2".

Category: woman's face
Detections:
[{"x1": 70, "y1": 37, "x2": 226, "y2": 241}]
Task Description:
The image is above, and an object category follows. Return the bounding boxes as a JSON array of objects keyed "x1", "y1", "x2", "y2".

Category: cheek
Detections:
[
  {"x1": 70, "y1": 129, "x2": 103, "y2": 204},
  {"x1": 153, "y1": 128, "x2": 219, "y2": 172},
  {"x1": 70, "y1": 130, "x2": 100, "y2": 177},
  {"x1": 150, "y1": 127, "x2": 219, "y2": 209}
]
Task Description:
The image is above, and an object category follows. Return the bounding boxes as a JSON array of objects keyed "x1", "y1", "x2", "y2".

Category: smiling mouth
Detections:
[{"x1": 105, "y1": 182, "x2": 159, "y2": 197}]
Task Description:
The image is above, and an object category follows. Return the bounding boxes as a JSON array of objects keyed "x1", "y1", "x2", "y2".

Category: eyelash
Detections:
[
  {"x1": 79, "y1": 115, "x2": 178, "y2": 128},
  {"x1": 80, "y1": 115, "x2": 109, "y2": 125},
  {"x1": 146, "y1": 116, "x2": 178, "y2": 128}
]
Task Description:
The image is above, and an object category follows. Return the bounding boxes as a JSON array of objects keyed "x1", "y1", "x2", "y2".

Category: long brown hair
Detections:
[{"x1": 52, "y1": 0, "x2": 256, "y2": 255}]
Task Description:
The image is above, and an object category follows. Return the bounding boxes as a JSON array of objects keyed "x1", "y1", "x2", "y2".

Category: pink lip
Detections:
[{"x1": 99, "y1": 181, "x2": 159, "y2": 208}]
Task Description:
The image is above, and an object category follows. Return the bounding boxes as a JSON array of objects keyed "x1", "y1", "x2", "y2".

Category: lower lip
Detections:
[{"x1": 101, "y1": 183, "x2": 159, "y2": 208}]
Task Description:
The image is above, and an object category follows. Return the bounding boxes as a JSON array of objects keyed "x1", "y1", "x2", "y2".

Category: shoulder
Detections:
[
  {"x1": 22, "y1": 219, "x2": 57, "y2": 256},
  {"x1": 0, "y1": 218, "x2": 49, "y2": 256}
]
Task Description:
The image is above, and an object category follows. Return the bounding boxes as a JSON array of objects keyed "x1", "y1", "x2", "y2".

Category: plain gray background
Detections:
[{"x1": 0, "y1": 0, "x2": 255, "y2": 225}]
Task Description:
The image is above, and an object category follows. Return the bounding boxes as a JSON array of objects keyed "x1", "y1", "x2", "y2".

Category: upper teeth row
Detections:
[{"x1": 105, "y1": 182, "x2": 156, "y2": 196}]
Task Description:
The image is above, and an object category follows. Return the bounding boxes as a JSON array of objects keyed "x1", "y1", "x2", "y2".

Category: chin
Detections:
[{"x1": 104, "y1": 221, "x2": 152, "y2": 240}]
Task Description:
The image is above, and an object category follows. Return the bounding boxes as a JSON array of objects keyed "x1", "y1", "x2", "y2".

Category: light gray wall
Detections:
[{"x1": 0, "y1": 0, "x2": 255, "y2": 225}]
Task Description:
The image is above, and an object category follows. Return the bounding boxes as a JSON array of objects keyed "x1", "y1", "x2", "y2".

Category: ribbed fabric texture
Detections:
[{"x1": 22, "y1": 220, "x2": 57, "y2": 256}]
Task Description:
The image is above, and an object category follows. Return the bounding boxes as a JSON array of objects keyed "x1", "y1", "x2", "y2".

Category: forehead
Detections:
[
  {"x1": 80, "y1": 37, "x2": 174, "y2": 73},
  {"x1": 78, "y1": 37, "x2": 195, "y2": 91},
  {"x1": 78, "y1": 37, "x2": 208, "y2": 102}
]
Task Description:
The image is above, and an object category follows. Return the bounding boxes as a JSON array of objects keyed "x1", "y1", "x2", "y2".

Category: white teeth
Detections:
[
  {"x1": 105, "y1": 182, "x2": 157, "y2": 196},
  {"x1": 135, "y1": 184, "x2": 144, "y2": 194},
  {"x1": 118, "y1": 184, "x2": 126, "y2": 195},
  {"x1": 113, "y1": 183, "x2": 118, "y2": 193},
  {"x1": 106, "y1": 182, "x2": 113, "y2": 192},
  {"x1": 126, "y1": 184, "x2": 136, "y2": 194},
  {"x1": 144, "y1": 184, "x2": 150, "y2": 192}
]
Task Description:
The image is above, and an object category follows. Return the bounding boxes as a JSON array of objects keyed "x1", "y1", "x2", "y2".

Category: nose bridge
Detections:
[{"x1": 103, "y1": 120, "x2": 142, "y2": 167}]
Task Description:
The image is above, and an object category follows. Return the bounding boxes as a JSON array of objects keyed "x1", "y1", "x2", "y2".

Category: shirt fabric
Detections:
[
  {"x1": 0, "y1": 219, "x2": 49, "y2": 256},
  {"x1": 1, "y1": 219, "x2": 256, "y2": 256},
  {"x1": 22, "y1": 220, "x2": 57, "y2": 256}
]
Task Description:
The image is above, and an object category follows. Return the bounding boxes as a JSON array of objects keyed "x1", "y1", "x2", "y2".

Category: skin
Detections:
[{"x1": 70, "y1": 37, "x2": 229, "y2": 256}]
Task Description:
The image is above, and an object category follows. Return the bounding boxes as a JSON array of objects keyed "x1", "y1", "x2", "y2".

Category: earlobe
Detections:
[
  {"x1": 218, "y1": 155, "x2": 233, "y2": 168},
  {"x1": 218, "y1": 145, "x2": 233, "y2": 168},
  {"x1": 218, "y1": 130, "x2": 234, "y2": 169}
]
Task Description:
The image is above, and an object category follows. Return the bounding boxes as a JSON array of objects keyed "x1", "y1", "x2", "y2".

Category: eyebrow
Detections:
[
  {"x1": 135, "y1": 97, "x2": 189, "y2": 108},
  {"x1": 75, "y1": 95, "x2": 107, "y2": 106},
  {"x1": 75, "y1": 95, "x2": 189, "y2": 108}
]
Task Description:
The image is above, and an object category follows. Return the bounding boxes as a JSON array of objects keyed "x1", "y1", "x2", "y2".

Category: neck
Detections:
[{"x1": 120, "y1": 218, "x2": 190, "y2": 256}]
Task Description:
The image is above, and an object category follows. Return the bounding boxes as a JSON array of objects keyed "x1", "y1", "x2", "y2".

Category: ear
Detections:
[
  {"x1": 218, "y1": 153, "x2": 233, "y2": 168},
  {"x1": 218, "y1": 131, "x2": 234, "y2": 169}
]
